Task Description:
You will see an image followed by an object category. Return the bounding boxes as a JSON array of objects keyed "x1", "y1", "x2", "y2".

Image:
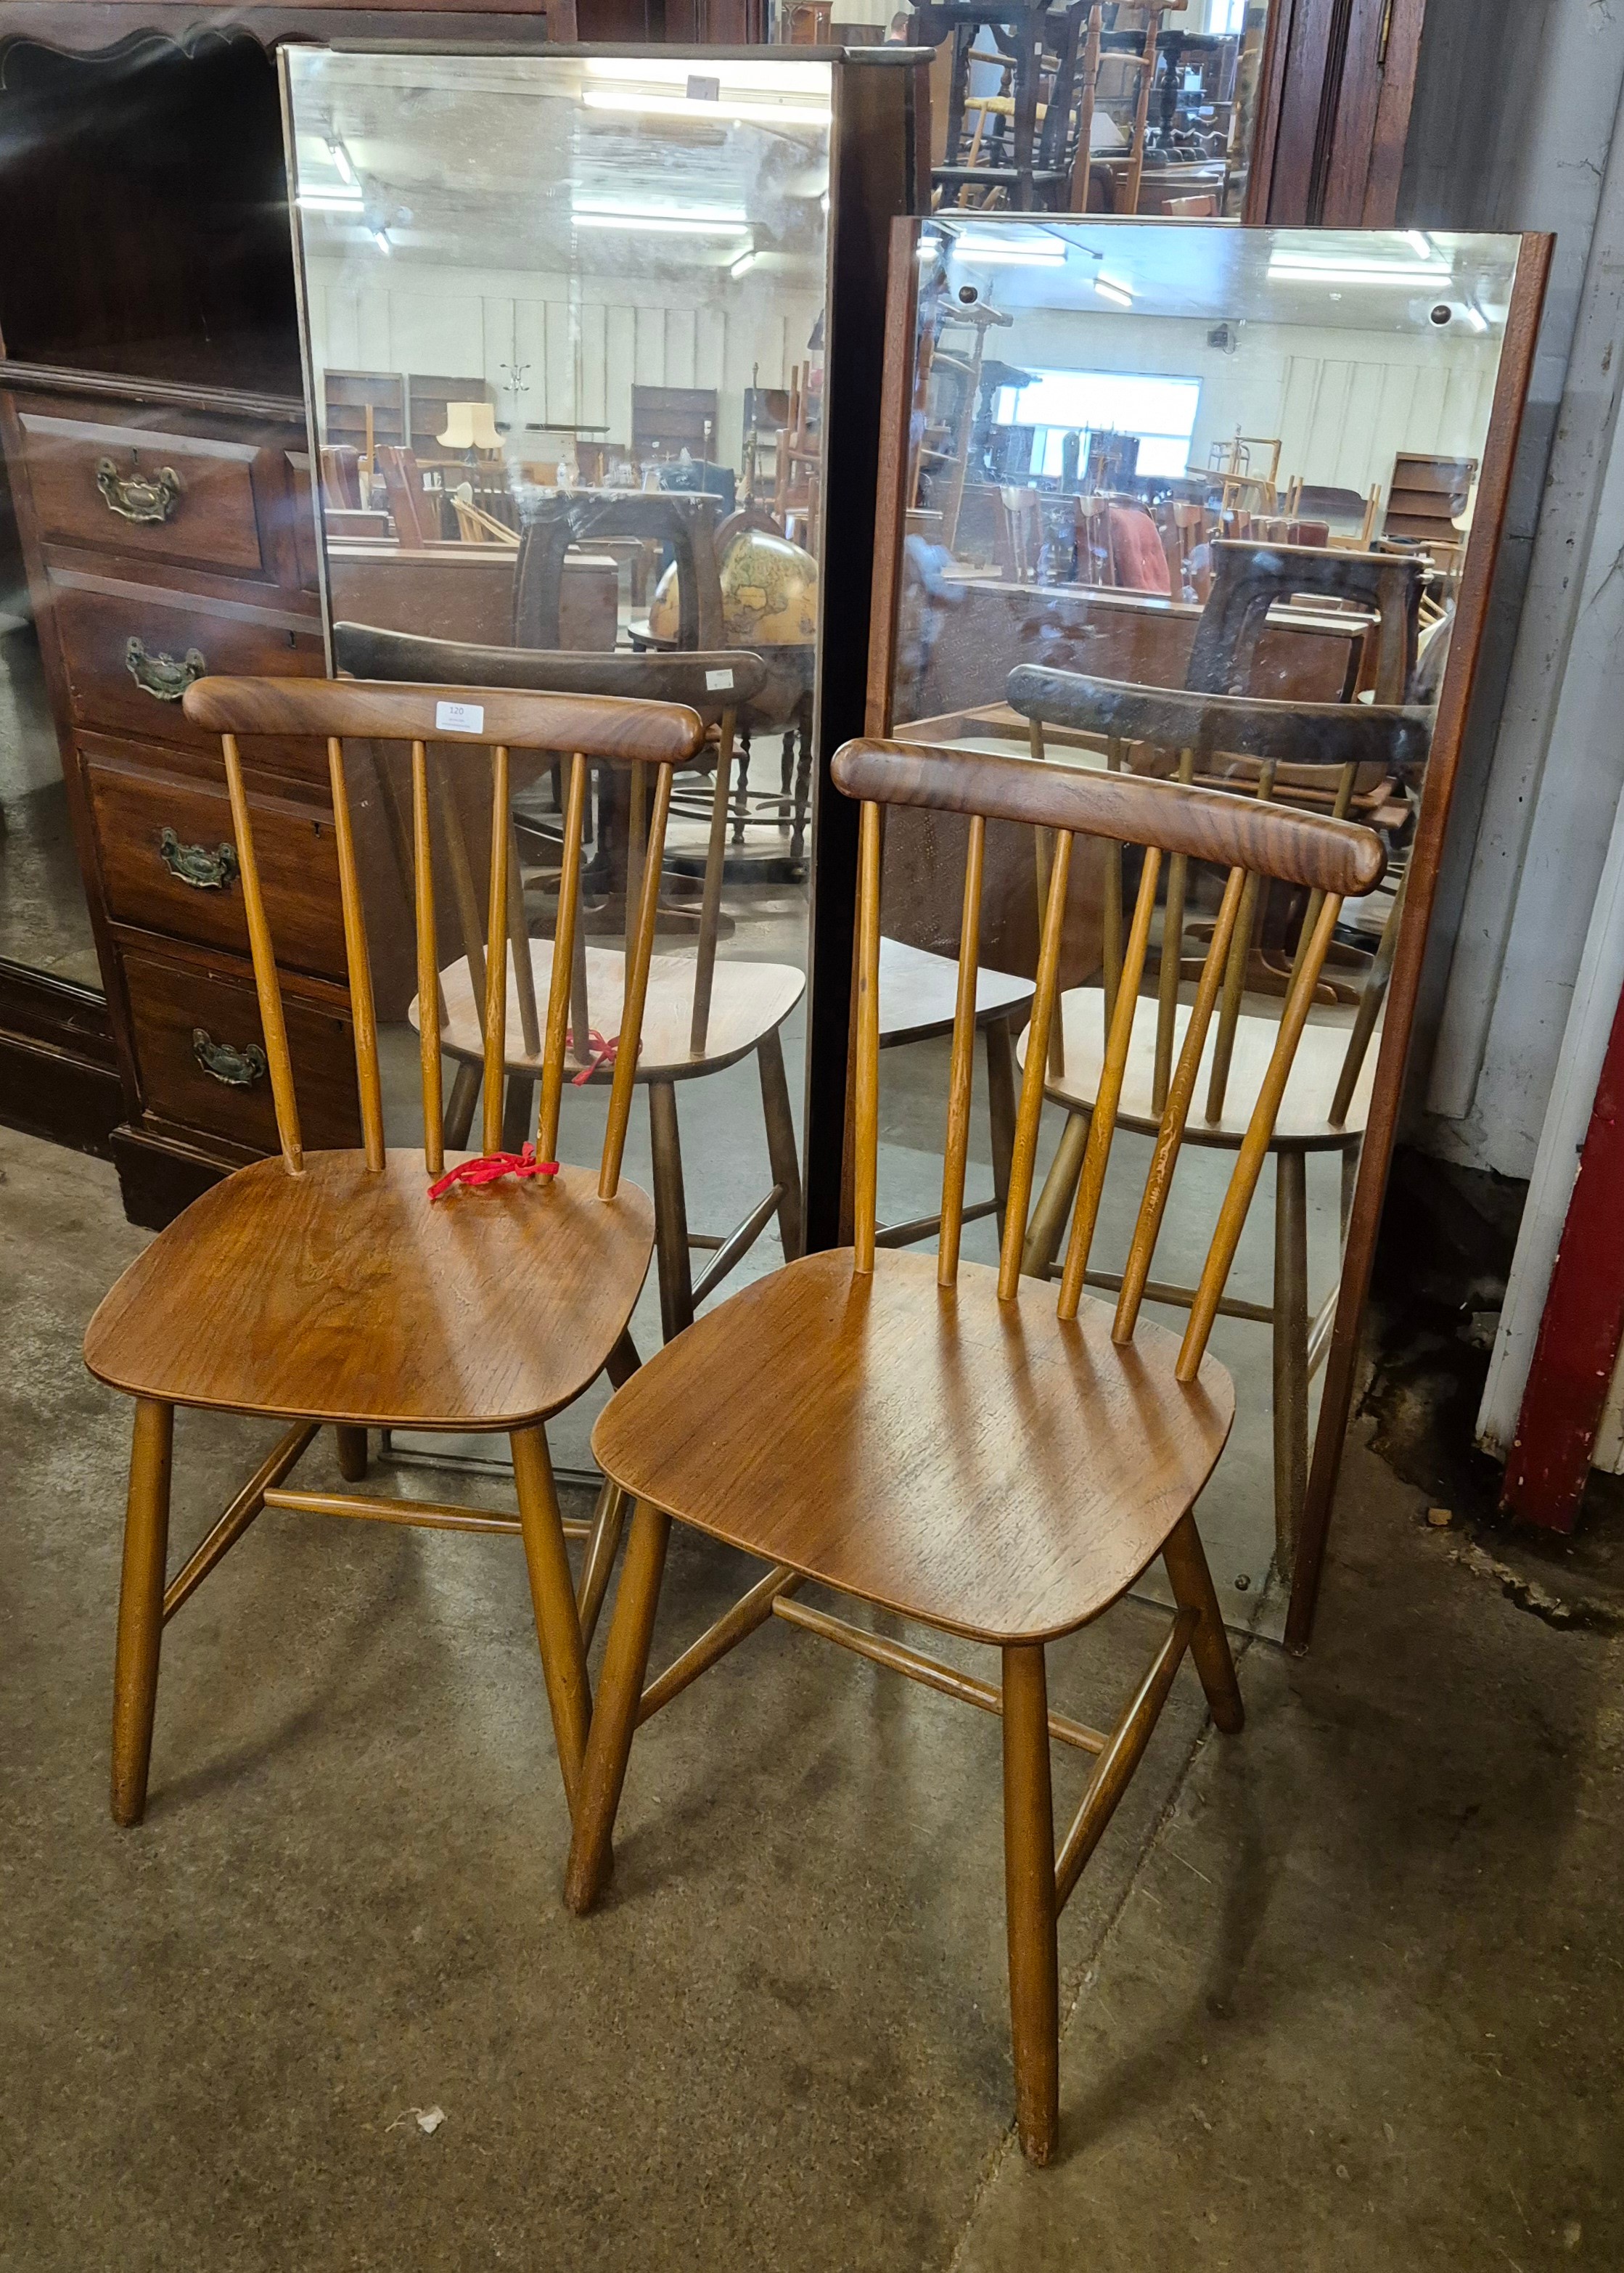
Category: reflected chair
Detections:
[
  {"x1": 565, "y1": 734, "x2": 1385, "y2": 2164},
  {"x1": 84, "y1": 673, "x2": 705, "y2": 1829},
  {"x1": 331, "y1": 623, "x2": 805, "y2": 1342},
  {"x1": 1005, "y1": 667, "x2": 1430, "y2": 1566}
]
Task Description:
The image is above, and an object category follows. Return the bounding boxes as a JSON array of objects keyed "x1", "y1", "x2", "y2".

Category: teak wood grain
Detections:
[
  {"x1": 831, "y1": 740, "x2": 1385, "y2": 897},
  {"x1": 591, "y1": 1245, "x2": 1232, "y2": 1645},
  {"x1": 83, "y1": 1151, "x2": 656, "y2": 1429},
  {"x1": 183, "y1": 674, "x2": 705, "y2": 765}
]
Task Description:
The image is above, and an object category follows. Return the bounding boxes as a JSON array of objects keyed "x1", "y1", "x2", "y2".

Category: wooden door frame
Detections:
[{"x1": 1246, "y1": 0, "x2": 1429, "y2": 226}]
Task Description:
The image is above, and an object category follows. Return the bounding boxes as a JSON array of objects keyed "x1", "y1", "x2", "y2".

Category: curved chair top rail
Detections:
[
  {"x1": 331, "y1": 622, "x2": 770, "y2": 714},
  {"x1": 1004, "y1": 664, "x2": 1434, "y2": 773},
  {"x1": 182, "y1": 674, "x2": 705, "y2": 766},
  {"x1": 831, "y1": 737, "x2": 1386, "y2": 899}
]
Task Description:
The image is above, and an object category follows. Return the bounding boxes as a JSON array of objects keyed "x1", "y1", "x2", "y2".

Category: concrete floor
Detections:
[{"x1": 4, "y1": 1118, "x2": 1621, "y2": 2269}]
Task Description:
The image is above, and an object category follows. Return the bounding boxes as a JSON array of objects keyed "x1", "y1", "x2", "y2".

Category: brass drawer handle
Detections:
[
  {"x1": 126, "y1": 636, "x2": 206, "y2": 702},
  {"x1": 97, "y1": 456, "x2": 181, "y2": 524},
  {"x1": 158, "y1": 827, "x2": 237, "y2": 890},
  {"x1": 191, "y1": 1028, "x2": 267, "y2": 1089}
]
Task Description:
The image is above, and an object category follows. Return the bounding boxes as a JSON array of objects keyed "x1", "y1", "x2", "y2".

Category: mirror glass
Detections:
[
  {"x1": 880, "y1": 216, "x2": 1520, "y2": 1636},
  {"x1": 0, "y1": 564, "x2": 97, "y2": 986},
  {"x1": 284, "y1": 46, "x2": 832, "y2": 1471}
]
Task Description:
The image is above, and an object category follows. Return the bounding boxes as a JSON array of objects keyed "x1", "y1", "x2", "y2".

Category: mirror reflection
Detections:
[
  {"x1": 284, "y1": 46, "x2": 833, "y2": 1466},
  {"x1": 880, "y1": 216, "x2": 1519, "y2": 1634}
]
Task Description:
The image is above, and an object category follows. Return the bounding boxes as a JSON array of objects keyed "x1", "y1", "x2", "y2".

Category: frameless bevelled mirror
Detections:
[
  {"x1": 281, "y1": 43, "x2": 917, "y2": 1473},
  {"x1": 866, "y1": 215, "x2": 1538, "y2": 1642}
]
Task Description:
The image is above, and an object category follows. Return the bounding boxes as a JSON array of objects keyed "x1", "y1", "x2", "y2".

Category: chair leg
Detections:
[
  {"x1": 445, "y1": 1060, "x2": 481, "y2": 1149},
  {"x1": 576, "y1": 1478, "x2": 628, "y2": 1649},
  {"x1": 510, "y1": 1423, "x2": 592, "y2": 1816},
  {"x1": 984, "y1": 1015, "x2": 1017, "y2": 1225},
  {"x1": 1162, "y1": 1510, "x2": 1244, "y2": 1735},
  {"x1": 648, "y1": 1080, "x2": 695, "y2": 1341},
  {"x1": 335, "y1": 1426, "x2": 369, "y2": 1483},
  {"x1": 1021, "y1": 1107, "x2": 1088, "y2": 1277},
  {"x1": 110, "y1": 1398, "x2": 174, "y2": 1827},
  {"x1": 565, "y1": 1496, "x2": 672, "y2": 1914},
  {"x1": 1002, "y1": 1641, "x2": 1059, "y2": 2164},
  {"x1": 1272, "y1": 1147, "x2": 1310, "y2": 1570},
  {"x1": 757, "y1": 1028, "x2": 805, "y2": 1261}
]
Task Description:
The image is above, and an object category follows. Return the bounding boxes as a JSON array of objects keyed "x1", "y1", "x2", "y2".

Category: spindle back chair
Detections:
[
  {"x1": 1004, "y1": 663, "x2": 1427, "y2": 1562},
  {"x1": 563, "y1": 735, "x2": 1385, "y2": 2165},
  {"x1": 330, "y1": 623, "x2": 805, "y2": 1342},
  {"x1": 83, "y1": 673, "x2": 705, "y2": 1836}
]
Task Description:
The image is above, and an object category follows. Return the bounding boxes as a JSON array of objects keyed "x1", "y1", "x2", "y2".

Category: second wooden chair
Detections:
[{"x1": 563, "y1": 732, "x2": 1385, "y2": 2163}]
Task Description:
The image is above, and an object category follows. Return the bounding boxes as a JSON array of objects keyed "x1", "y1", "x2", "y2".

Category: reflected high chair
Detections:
[
  {"x1": 564, "y1": 732, "x2": 1384, "y2": 2163},
  {"x1": 332, "y1": 625, "x2": 805, "y2": 1342},
  {"x1": 1006, "y1": 665, "x2": 1429, "y2": 1567},
  {"x1": 84, "y1": 674, "x2": 705, "y2": 1829}
]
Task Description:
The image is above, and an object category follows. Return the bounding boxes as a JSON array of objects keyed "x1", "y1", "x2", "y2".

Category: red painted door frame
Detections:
[{"x1": 1503, "y1": 971, "x2": 1624, "y2": 1531}]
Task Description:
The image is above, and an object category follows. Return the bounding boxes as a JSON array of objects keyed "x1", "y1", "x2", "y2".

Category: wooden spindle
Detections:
[
  {"x1": 997, "y1": 827, "x2": 1073, "y2": 1303},
  {"x1": 538, "y1": 753, "x2": 588, "y2": 1167},
  {"x1": 1028, "y1": 714, "x2": 1066, "y2": 1081},
  {"x1": 601, "y1": 761, "x2": 673, "y2": 1201},
  {"x1": 1331, "y1": 862, "x2": 1408, "y2": 1126},
  {"x1": 852, "y1": 799, "x2": 883, "y2": 1276},
  {"x1": 507, "y1": 819, "x2": 541, "y2": 1059},
  {"x1": 938, "y1": 813, "x2": 986, "y2": 1289},
  {"x1": 690, "y1": 708, "x2": 736, "y2": 1057},
  {"x1": 1287, "y1": 758, "x2": 1355, "y2": 995},
  {"x1": 1057, "y1": 847, "x2": 1162, "y2": 1322},
  {"x1": 623, "y1": 758, "x2": 647, "y2": 967},
  {"x1": 411, "y1": 740, "x2": 443, "y2": 1176},
  {"x1": 480, "y1": 745, "x2": 511, "y2": 1158},
  {"x1": 1102, "y1": 738, "x2": 1124, "y2": 1046},
  {"x1": 1205, "y1": 758, "x2": 1276, "y2": 1124},
  {"x1": 327, "y1": 735, "x2": 385, "y2": 1173},
  {"x1": 220, "y1": 732, "x2": 303, "y2": 1175},
  {"x1": 1112, "y1": 863, "x2": 1246, "y2": 1344},
  {"x1": 1178, "y1": 890, "x2": 1343, "y2": 1382},
  {"x1": 437, "y1": 752, "x2": 487, "y2": 1034},
  {"x1": 1151, "y1": 746, "x2": 1196, "y2": 1117}
]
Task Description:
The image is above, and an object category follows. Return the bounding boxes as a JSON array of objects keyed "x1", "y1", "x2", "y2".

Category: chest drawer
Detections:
[
  {"x1": 85, "y1": 751, "x2": 348, "y2": 979},
  {"x1": 50, "y1": 570, "x2": 327, "y2": 772},
  {"x1": 122, "y1": 945, "x2": 361, "y2": 1155},
  {"x1": 16, "y1": 404, "x2": 276, "y2": 577}
]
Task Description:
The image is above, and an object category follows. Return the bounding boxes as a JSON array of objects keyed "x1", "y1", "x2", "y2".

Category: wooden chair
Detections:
[
  {"x1": 1163, "y1": 190, "x2": 1218, "y2": 215},
  {"x1": 330, "y1": 622, "x2": 805, "y2": 1343},
  {"x1": 1004, "y1": 666, "x2": 1430, "y2": 1565},
  {"x1": 563, "y1": 734, "x2": 1384, "y2": 2164},
  {"x1": 84, "y1": 672, "x2": 705, "y2": 1830},
  {"x1": 374, "y1": 443, "x2": 434, "y2": 548},
  {"x1": 923, "y1": 0, "x2": 1095, "y2": 213}
]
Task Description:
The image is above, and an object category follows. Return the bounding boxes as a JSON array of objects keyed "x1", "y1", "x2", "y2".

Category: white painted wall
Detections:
[
  {"x1": 990, "y1": 305, "x2": 1500, "y2": 502},
  {"x1": 1397, "y1": 0, "x2": 1624, "y2": 1180},
  {"x1": 304, "y1": 256, "x2": 822, "y2": 470}
]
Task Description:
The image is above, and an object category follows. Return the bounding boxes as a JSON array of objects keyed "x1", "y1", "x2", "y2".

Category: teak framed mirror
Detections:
[
  {"x1": 279, "y1": 39, "x2": 923, "y2": 1470},
  {"x1": 845, "y1": 213, "x2": 1550, "y2": 1649}
]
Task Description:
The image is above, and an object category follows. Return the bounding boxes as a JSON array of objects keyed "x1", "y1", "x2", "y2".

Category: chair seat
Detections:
[
  {"x1": 1018, "y1": 986, "x2": 1376, "y2": 1150},
  {"x1": 83, "y1": 1150, "x2": 655, "y2": 1430},
  {"x1": 879, "y1": 935, "x2": 1035, "y2": 1047},
  {"x1": 592, "y1": 1246, "x2": 1233, "y2": 1645},
  {"x1": 421, "y1": 942, "x2": 805, "y2": 1084}
]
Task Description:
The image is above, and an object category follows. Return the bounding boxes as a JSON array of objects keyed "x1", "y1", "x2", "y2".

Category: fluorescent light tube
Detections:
[
  {"x1": 573, "y1": 212, "x2": 752, "y2": 237},
  {"x1": 581, "y1": 91, "x2": 829, "y2": 126},
  {"x1": 298, "y1": 188, "x2": 364, "y2": 210},
  {"x1": 329, "y1": 140, "x2": 356, "y2": 186},
  {"x1": 1094, "y1": 274, "x2": 1133, "y2": 306},
  {"x1": 729, "y1": 248, "x2": 758, "y2": 279}
]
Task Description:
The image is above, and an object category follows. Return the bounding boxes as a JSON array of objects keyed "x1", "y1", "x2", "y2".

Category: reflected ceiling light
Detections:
[
  {"x1": 372, "y1": 229, "x2": 392, "y2": 255},
  {"x1": 298, "y1": 188, "x2": 364, "y2": 210},
  {"x1": 581, "y1": 90, "x2": 830, "y2": 125},
  {"x1": 729, "y1": 247, "x2": 758, "y2": 279},
  {"x1": 328, "y1": 139, "x2": 356, "y2": 186},
  {"x1": 1268, "y1": 249, "x2": 1451, "y2": 286},
  {"x1": 1094, "y1": 274, "x2": 1133, "y2": 306},
  {"x1": 584, "y1": 56, "x2": 829, "y2": 91},
  {"x1": 572, "y1": 202, "x2": 752, "y2": 236},
  {"x1": 1406, "y1": 229, "x2": 1432, "y2": 260},
  {"x1": 954, "y1": 233, "x2": 1065, "y2": 266}
]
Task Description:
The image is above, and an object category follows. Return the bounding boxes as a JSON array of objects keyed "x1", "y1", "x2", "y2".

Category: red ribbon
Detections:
[
  {"x1": 566, "y1": 1027, "x2": 620, "y2": 1086},
  {"x1": 427, "y1": 1142, "x2": 560, "y2": 1203}
]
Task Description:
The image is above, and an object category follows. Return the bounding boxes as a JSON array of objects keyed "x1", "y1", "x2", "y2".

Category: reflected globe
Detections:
[{"x1": 649, "y1": 528, "x2": 819, "y2": 648}]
